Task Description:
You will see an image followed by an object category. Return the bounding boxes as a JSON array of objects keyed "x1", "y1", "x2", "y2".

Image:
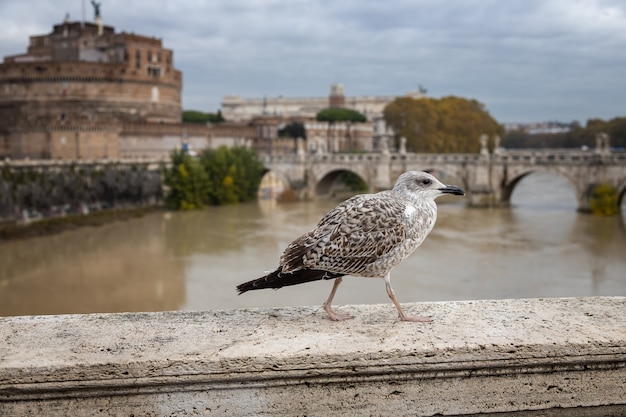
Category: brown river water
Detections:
[{"x1": 0, "y1": 172, "x2": 625, "y2": 316}]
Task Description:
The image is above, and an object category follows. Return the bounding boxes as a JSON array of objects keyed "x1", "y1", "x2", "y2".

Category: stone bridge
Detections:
[{"x1": 262, "y1": 148, "x2": 626, "y2": 212}]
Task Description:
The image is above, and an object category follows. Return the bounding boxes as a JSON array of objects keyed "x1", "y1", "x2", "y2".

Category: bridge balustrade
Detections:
[
  {"x1": 262, "y1": 149, "x2": 626, "y2": 211},
  {"x1": 1, "y1": 298, "x2": 625, "y2": 415}
]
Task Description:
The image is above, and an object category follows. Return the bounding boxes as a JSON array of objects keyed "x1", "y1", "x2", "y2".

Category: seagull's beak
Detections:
[{"x1": 439, "y1": 185, "x2": 465, "y2": 196}]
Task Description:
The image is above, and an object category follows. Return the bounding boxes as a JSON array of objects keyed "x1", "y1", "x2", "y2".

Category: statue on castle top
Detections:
[{"x1": 91, "y1": 0, "x2": 102, "y2": 19}]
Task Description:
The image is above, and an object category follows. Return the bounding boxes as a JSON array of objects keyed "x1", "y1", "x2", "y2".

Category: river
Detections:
[{"x1": 0, "y1": 172, "x2": 625, "y2": 317}]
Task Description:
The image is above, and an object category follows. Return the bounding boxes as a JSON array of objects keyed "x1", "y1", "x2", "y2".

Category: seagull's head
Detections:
[{"x1": 393, "y1": 171, "x2": 465, "y2": 201}]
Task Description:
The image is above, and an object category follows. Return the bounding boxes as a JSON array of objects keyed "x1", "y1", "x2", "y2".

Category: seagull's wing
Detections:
[{"x1": 280, "y1": 192, "x2": 409, "y2": 275}]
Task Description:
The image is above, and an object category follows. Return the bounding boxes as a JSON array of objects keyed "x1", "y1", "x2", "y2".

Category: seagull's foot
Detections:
[
  {"x1": 399, "y1": 314, "x2": 432, "y2": 323},
  {"x1": 323, "y1": 304, "x2": 354, "y2": 321}
]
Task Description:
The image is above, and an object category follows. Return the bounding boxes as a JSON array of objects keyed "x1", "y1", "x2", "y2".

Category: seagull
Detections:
[{"x1": 236, "y1": 171, "x2": 464, "y2": 322}]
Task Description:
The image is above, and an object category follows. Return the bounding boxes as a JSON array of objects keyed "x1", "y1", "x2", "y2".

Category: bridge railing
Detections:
[
  {"x1": 493, "y1": 149, "x2": 626, "y2": 164},
  {"x1": 390, "y1": 153, "x2": 482, "y2": 164},
  {"x1": 1, "y1": 297, "x2": 625, "y2": 415},
  {"x1": 262, "y1": 150, "x2": 626, "y2": 166},
  {"x1": 262, "y1": 152, "x2": 484, "y2": 164}
]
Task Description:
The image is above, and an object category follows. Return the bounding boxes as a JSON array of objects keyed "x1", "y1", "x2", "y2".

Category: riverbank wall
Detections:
[
  {"x1": 0, "y1": 159, "x2": 163, "y2": 223},
  {"x1": 1, "y1": 297, "x2": 625, "y2": 416}
]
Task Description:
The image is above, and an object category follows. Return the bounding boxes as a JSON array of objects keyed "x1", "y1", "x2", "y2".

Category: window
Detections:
[{"x1": 147, "y1": 66, "x2": 161, "y2": 77}]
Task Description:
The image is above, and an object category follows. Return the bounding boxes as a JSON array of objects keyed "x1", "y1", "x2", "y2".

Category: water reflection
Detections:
[
  {"x1": 0, "y1": 215, "x2": 185, "y2": 315},
  {"x1": 0, "y1": 172, "x2": 624, "y2": 316}
]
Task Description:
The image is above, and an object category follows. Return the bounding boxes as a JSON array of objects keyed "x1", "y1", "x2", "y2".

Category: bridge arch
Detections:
[
  {"x1": 617, "y1": 177, "x2": 626, "y2": 210},
  {"x1": 257, "y1": 169, "x2": 290, "y2": 200},
  {"x1": 500, "y1": 168, "x2": 581, "y2": 208},
  {"x1": 313, "y1": 168, "x2": 368, "y2": 198}
]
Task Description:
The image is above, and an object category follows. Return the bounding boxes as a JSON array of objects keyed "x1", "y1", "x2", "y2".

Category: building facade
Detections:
[
  {"x1": 221, "y1": 84, "x2": 426, "y2": 123},
  {"x1": 1, "y1": 18, "x2": 182, "y2": 125},
  {"x1": 221, "y1": 84, "x2": 424, "y2": 153},
  {"x1": 0, "y1": 17, "x2": 256, "y2": 160}
]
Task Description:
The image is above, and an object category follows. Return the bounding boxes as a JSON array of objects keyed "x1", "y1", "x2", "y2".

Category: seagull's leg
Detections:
[
  {"x1": 384, "y1": 273, "x2": 431, "y2": 322},
  {"x1": 323, "y1": 277, "x2": 354, "y2": 321}
]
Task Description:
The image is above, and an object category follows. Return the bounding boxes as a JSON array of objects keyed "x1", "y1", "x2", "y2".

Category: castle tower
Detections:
[
  {"x1": 0, "y1": 17, "x2": 183, "y2": 159},
  {"x1": 0, "y1": 19, "x2": 182, "y2": 125}
]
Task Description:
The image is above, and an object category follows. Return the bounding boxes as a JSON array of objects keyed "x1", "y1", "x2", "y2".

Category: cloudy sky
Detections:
[{"x1": 1, "y1": 0, "x2": 625, "y2": 123}]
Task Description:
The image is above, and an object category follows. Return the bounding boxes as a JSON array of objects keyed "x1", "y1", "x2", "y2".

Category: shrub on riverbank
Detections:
[
  {"x1": 589, "y1": 183, "x2": 619, "y2": 216},
  {"x1": 163, "y1": 150, "x2": 211, "y2": 210},
  {"x1": 164, "y1": 146, "x2": 265, "y2": 209},
  {"x1": 200, "y1": 146, "x2": 265, "y2": 205}
]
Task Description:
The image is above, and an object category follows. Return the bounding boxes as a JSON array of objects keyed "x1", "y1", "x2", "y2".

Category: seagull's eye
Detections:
[{"x1": 421, "y1": 178, "x2": 432, "y2": 186}]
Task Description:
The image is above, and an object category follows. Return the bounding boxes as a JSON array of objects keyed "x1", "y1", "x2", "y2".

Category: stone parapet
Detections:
[{"x1": 0, "y1": 297, "x2": 625, "y2": 416}]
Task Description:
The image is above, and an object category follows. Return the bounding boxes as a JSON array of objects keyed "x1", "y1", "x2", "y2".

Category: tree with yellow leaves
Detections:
[{"x1": 383, "y1": 96, "x2": 503, "y2": 153}]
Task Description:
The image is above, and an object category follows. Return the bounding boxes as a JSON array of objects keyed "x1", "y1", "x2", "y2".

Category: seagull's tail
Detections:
[{"x1": 236, "y1": 268, "x2": 344, "y2": 294}]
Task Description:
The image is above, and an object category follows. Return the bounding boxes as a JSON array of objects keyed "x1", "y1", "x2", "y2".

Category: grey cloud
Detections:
[{"x1": 0, "y1": 0, "x2": 625, "y2": 123}]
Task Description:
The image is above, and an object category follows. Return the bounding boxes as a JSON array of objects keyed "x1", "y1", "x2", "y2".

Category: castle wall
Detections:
[
  {"x1": 5, "y1": 126, "x2": 121, "y2": 160},
  {"x1": 7, "y1": 130, "x2": 50, "y2": 159},
  {"x1": 119, "y1": 122, "x2": 258, "y2": 159},
  {"x1": 0, "y1": 132, "x2": 9, "y2": 158},
  {"x1": 0, "y1": 61, "x2": 181, "y2": 124}
]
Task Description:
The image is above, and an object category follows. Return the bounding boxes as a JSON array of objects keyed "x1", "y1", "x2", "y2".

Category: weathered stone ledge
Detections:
[{"x1": 1, "y1": 297, "x2": 625, "y2": 416}]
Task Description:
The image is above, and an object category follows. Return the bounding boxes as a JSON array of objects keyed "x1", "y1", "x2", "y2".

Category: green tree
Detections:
[
  {"x1": 501, "y1": 130, "x2": 528, "y2": 148},
  {"x1": 199, "y1": 146, "x2": 265, "y2": 205},
  {"x1": 383, "y1": 97, "x2": 439, "y2": 152},
  {"x1": 383, "y1": 96, "x2": 503, "y2": 152},
  {"x1": 557, "y1": 117, "x2": 626, "y2": 149},
  {"x1": 316, "y1": 108, "x2": 367, "y2": 123},
  {"x1": 606, "y1": 117, "x2": 626, "y2": 148},
  {"x1": 278, "y1": 122, "x2": 306, "y2": 139},
  {"x1": 338, "y1": 171, "x2": 368, "y2": 192},
  {"x1": 182, "y1": 110, "x2": 225, "y2": 124},
  {"x1": 589, "y1": 184, "x2": 619, "y2": 216},
  {"x1": 164, "y1": 150, "x2": 211, "y2": 210}
]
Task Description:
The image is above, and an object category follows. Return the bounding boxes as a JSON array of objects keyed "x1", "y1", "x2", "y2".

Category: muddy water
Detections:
[{"x1": 1, "y1": 172, "x2": 624, "y2": 316}]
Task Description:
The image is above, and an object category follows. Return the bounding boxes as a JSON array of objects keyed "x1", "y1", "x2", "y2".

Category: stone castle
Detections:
[{"x1": 0, "y1": 14, "x2": 256, "y2": 160}]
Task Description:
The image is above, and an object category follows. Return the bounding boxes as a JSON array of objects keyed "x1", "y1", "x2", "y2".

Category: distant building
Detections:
[
  {"x1": 222, "y1": 84, "x2": 424, "y2": 153},
  {"x1": 222, "y1": 83, "x2": 426, "y2": 122},
  {"x1": 503, "y1": 121, "x2": 574, "y2": 135},
  {"x1": 0, "y1": 16, "x2": 254, "y2": 160},
  {"x1": 2, "y1": 17, "x2": 182, "y2": 124}
]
